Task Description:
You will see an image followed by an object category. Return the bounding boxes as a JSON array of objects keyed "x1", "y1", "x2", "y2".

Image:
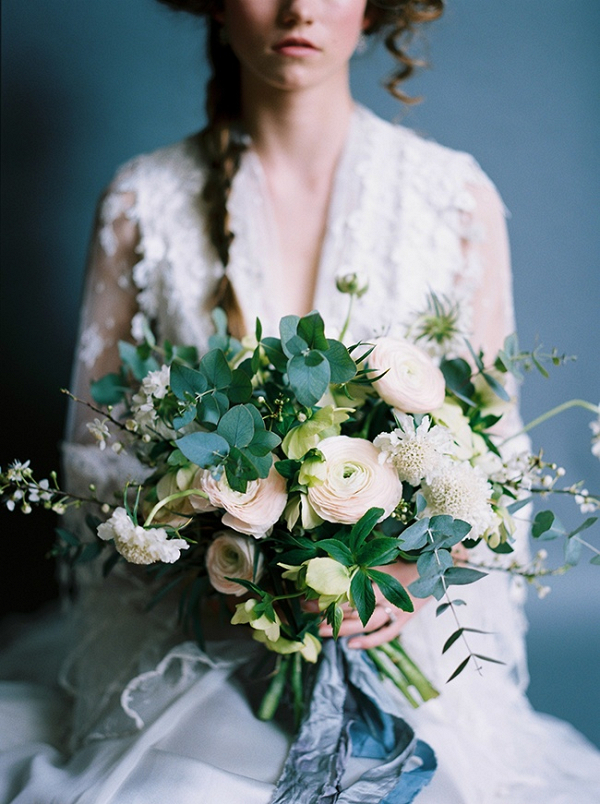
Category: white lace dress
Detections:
[{"x1": 1, "y1": 105, "x2": 599, "y2": 804}]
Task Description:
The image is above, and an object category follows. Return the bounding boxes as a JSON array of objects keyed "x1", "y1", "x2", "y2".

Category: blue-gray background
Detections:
[{"x1": 1, "y1": 1, "x2": 598, "y2": 744}]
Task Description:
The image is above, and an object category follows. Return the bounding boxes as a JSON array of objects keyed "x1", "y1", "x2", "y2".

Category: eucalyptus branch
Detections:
[{"x1": 499, "y1": 399, "x2": 600, "y2": 446}]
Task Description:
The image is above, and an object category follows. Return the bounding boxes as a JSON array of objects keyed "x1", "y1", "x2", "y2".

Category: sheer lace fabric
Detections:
[{"x1": 5, "y1": 105, "x2": 597, "y2": 802}]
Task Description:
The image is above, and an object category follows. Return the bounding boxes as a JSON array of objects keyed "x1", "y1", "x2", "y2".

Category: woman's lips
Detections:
[{"x1": 273, "y1": 37, "x2": 319, "y2": 56}]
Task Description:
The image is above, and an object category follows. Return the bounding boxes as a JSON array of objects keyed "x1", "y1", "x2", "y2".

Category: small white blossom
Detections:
[
  {"x1": 590, "y1": 410, "x2": 600, "y2": 459},
  {"x1": 422, "y1": 461, "x2": 495, "y2": 539},
  {"x1": 86, "y1": 418, "x2": 111, "y2": 450},
  {"x1": 6, "y1": 460, "x2": 31, "y2": 482},
  {"x1": 374, "y1": 413, "x2": 453, "y2": 486},
  {"x1": 537, "y1": 585, "x2": 552, "y2": 599},
  {"x1": 52, "y1": 502, "x2": 67, "y2": 515},
  {"x1": 131, "y1": 312, "x2": 149, "y2": 343},
  {"x1": 97, "y1": 506, "x2": 188, "y2": 565}
]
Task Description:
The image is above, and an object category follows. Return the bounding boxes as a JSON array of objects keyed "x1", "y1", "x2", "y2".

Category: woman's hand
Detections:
[{"x1": 305, "y1": 560, "x2": 430, "y2": 650}]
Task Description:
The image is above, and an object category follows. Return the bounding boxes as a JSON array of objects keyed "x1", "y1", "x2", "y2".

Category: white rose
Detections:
[
  {"x1": 206, "y1": 530, "x2": 264, "y2": 596},
  {"x1": 200, "y1": 463, "x2": 287, "y2": 538},
  {"x1": 368, "y1": 337, "x2": 446, "y2": 413},
  {"x1": 305, "y1": 436, "x2": 402, "y2": 525}
]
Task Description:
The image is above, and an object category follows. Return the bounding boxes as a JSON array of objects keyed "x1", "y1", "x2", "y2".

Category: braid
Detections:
[{"x1": 198, "y1": 18, "x2": 247, "y2": 338}]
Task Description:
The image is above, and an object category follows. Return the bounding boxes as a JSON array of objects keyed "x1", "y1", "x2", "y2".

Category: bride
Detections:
[{"x1": 1, "y1": 1, "x2": 599, "y2": 802}]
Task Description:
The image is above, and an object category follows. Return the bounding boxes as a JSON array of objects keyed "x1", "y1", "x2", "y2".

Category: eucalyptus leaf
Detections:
[
  {"x1": 408, "y1": 574, "x2": 445, "y2": 600},
  {"x1": 288, "y1": 353, "x2": 331, "y2": 407},
  {"x1": 197, "y1": 395, "x2": 222, "y2": 428},
  {"x1": 248, "y1": 428, "x2": 281, "y2": 457},
  {"x1": 481, "y1": 371, "x2": 510, "y2": 402},
  {"x1": 564, "y1": 537, "x2": 582, "y2": 566},
  {"x1": 177, "y1": 432, "x2": 230, "y2": 468},
  {"x1": 90, "y1": 373, "x2": 126, "y2": 405},
  {"x1": 297, "y1": 312, "x2": 329, "y2": 351},
  {"x1": 447, "y1": 656, "x2": 471, "y2": 682},
  {"x1": 118, "y1": 341, "x2": 159, "y2": 381},
  {"x1": 443, "y1": 567, "x2": 487, "y2": 586},
  {"x1": 170, "y1": 362, "x2": 208, "y2": 401},
  {"x1": 262, "y1": 338, "x2": 288, "y2": 371},
  {"x1": 227, "y1": 368, "x2": 253, "y2": 403},
  {"x1": 417, "y1": 548, "x2": 453, "y2": 579},
  {"x1": 324, "y1": 339, "x2": 357, "y2": 384},
  {"x1": 199, "y1": 349, "x2": 232, "y2": 390},
  {"x1": 398, "y1": 518, "x2": 430, "y2": 551},
  {"x1": 217, "y1": 405, "x2": 255, "y2": 448}
]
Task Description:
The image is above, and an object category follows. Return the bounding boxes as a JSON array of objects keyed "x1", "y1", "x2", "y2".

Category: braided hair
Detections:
[{"x1": 156, "y1": 1, "x2": 444, "y2": 336}]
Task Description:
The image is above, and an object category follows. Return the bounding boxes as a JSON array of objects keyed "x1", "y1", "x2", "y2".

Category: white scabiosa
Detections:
[
  {"x1": 421, "y1": 462, "x2": 495, "y2": 539},
  {"x1": 305, "y1": 436, "x2": 402, "y2": 525},
  {"x1": 374, "y1": 413, "x2": 453, "y2": 486},
  {"x1": 97, "y1": 506, "x2": 188, "y2": 565}
]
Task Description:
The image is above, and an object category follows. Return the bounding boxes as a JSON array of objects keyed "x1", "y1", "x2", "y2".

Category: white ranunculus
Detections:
[
  {"x1": 206, "y1": 530, "x2": 264, "y2": 596},
  {"x1": 305, "y1": 436, "x2": 402, "y2": 525},
  {"x1": 97, "y1": 506, "x2": 188, "y2": 565},
  {"x1": 200, "y1": 464, "x2": 287, "y2": 538},
  {"x1": 368, "y1": 337, "x2": 446, "y2": 413}
]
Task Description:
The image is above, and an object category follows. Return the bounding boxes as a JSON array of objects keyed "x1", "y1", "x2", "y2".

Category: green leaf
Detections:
[
  {"x1": 330, "y1": 604, "x2": 344, "y2": 640},
  {"x1": 317, "y1": 539, "x2": 354, "y2": 567},
  {"x1": 262, "y1": 337, "x2": 287, "y2": 371},
  {"x1": 350, "y1": 570, "x2": 376, "y2": 626},
  {"x1": 177, "y1": 432, "x2": 230, "y2": 468},
  {"x1": 348, "y1": 508, "x2": 384, "y2": 552},
  {"x1": 172, "y1": 406, "x2": 196, "y2": 430},
  {"x1": 217, "y1": 405, "x2": 255, "y2": 448},
  {"x1": 443, "y1": 567, "x2": 487, "y2": 586},
  {"x1": 297, "y1": 312, "x2": 329, "y2": 351},
  {"x1": 442, "y1": 628, "x2": 464, "y2": 654},
  {"x1": 440, "y1": 358, "x2": 475, "y2": 403},
  {"x1": 355, "y1": 537, "x2": 401, "y2": 567},
  {"x1": 481, "y1": 371, "x2": 510, "y2": 402},
  {"x1": 435, "y1": 599, "x2": 466, "y2": 617},
  {"x1": 408, "y1": 575, "x2": 445, "y2": 600},
  {"x1": 417, "y1": 549, "x2": 453, "y2": 579},
  {"x1": 429, "y1": 516, "x2": 472, "y2": 544},
  {"x1": 532, "y1": 510, "x2": 557, "y2": 539},
  {"x1": 170, "y1": 362, "x2": 208, "y2": 401},
  {"x1": 590, "y1": 555, "x2": 600, "y2": 566},
  {"x1": 367, "y1": 568, "x2": 414, "y2": 612},
  {"x1": 288, "y1": 353, "x2": 331, "y2": 407},
  {"x1": 398, "y1": 518, "x2": 430, "y2": 551},
  {"x1": 285, "y1": 335, "x2": 310, "y2": 357},
  {"x1": 172, "y1": 344, "x2": 198, "y2": 365},
  {"x1": 199, "y1": 349, "x2": 232, "y2": 390},
  {"x1": 567, "y1": 517, "x2": 597, "y2": 538},
  {"x1": 118, "y1": 341, "x2": 160, "y2": 381},
  {"x1": 506, "y1": 497, "x2": 533, "y2": 514},
  {"x1": 564, "y1": 537, "x2": 582, "y2": 566},
  {"x1": 55, "y1": 527, "x2": 80, "y2": 547},
  {"x1": 79, "y1": 541, "x2": 104, "y2": 562},
  {"x1": 197, "y1": 394, "x2": 222, "y2": 428},
  {"x1": 90, "y1": 373, "x2": 126, "y2": 405},
  {"x1": 227, "y1": 368, "x2": 253, "y2": 403},
  {"x1": 279, "y1": 315, "x2": 301, "y2": 350},
  {"x1": 447, "y1": 656, "x2": 471, "y2": 682},
  {"x1": 474, "y1": 654, "x2": 505, "y2": 666},
  {"x1": 324, "y1": 339, "x2": 357, "y2": 384},
  {"x1": 275, "y1": 459, "x2": 302, "y2": 479},
  {"x1": 237, "y1": 447, "x2": 273, "y2": 479},
  {"x1": 248, "y1": 428, "x2": 281, "y2": 457}
]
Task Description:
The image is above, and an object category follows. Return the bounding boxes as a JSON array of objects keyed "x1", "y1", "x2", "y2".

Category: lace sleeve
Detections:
[{"x1": 65, "y1": 183, "x2": 140, "y2": 446}]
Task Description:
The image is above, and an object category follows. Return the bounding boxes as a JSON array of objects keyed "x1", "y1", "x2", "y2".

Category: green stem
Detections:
[
  {"x1": 338, "y1": 293, "x2": 355, "y2": 343},
  {"x1": 258, "y1": 656, "x2": 290, "y2": 721},
  {"x1": 144, "y1": 488, "x2": 209, "y2": 526},
  {"x1": 366, "y1": 647, "x2": 419, "y2": 708},
  {"x1": 291, "y1": 652, "x2": 304, "y2": 730},
  {"x1": 500, "y1": 399, "x2": 599, "y2": 446},
  {"x1": 380, "y1": 640, "x2": 439, "y2": 702}
]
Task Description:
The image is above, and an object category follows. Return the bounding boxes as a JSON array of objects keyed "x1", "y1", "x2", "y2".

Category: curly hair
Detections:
[{"x1": 156, "y1": 1, "x2": 444, "y2": 335}]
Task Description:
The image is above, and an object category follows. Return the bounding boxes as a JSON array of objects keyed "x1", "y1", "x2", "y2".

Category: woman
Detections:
[{"x1": 1, "y1": 1, "x2": 599, "y2": 802}]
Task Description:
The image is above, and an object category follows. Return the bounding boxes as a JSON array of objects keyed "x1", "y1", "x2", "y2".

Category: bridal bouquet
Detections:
[{"x1": 3, "y1": 284, "x2": 598, "y2": 724}]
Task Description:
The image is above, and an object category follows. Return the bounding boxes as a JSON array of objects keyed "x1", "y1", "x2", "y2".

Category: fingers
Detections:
[{"x1": 347, "y1": 612, "x2": 411, "y2": 649}]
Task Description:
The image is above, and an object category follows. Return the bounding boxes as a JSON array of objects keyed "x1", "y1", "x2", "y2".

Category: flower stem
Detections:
[
  {"x1": 291, "y1": 652, "x2": 304, "y2": 730},
  {"x1": 500, "y1": 399, "x2": 600, "y2": 446},
  {"x1": 380, "y1": 640, "x2": 439, "y2": 702},
  {"x1": 258, "y1": 656, "x2": 290, "y2": 721},
  {"x1": 366, "y1": 647, "x2": 419, "y2": 708},
  {"x1": 143, "y1": 489, "x2": 209, "y2": 527},
  {"x1": 338, "y1": 294, "x2": 355, "y2": 343}
]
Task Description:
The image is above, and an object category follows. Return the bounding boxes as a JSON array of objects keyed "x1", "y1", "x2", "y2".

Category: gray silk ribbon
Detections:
[{"x1": 270, "y1": 640, "x2": 436, "y2": 804}]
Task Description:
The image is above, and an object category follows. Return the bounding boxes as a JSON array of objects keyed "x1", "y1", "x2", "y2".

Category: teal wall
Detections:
[{"x1": 2, "y1": 1, "x2": 598, "y2": 744}]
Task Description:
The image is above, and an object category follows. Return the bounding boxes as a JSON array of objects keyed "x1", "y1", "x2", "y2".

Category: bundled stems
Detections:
[{"x1": 258, "y1": 655, "x2": 291, "y2": 721}]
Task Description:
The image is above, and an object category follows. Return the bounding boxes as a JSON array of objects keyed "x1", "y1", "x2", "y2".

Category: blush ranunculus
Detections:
[
  {"x1": 200, "y1": 463, "x2": 287, "y2": 538},
  {"x1": 368, "y1": 337, "x2": 446, "y2": 414},
  {"x1": 305, "y1": 436, "x2": 402, "y2": 525},
  {"x1": 206, "y1": 530, "x2": 264, "y2": 596}
]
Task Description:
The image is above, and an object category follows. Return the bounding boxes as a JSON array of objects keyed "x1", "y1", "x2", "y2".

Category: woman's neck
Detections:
[{"x1": 240, "y1": 72, "x2": 355, "y2": 179}]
